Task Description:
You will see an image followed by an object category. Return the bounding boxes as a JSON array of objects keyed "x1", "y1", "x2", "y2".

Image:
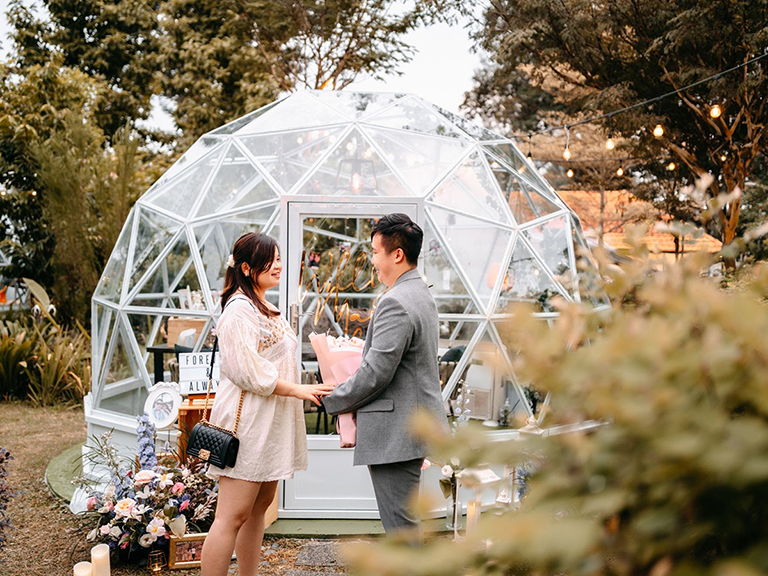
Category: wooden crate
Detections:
[
  {"x1": 167, "y1": 317, "x2": 208, "y2": 347},
  {"x1": 177, "y1": 396, "x2": 279, "y2": 527}
]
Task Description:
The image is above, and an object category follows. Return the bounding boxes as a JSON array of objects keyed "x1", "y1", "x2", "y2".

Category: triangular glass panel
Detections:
[
  {"x1": 94, "y1": 304, "x2": 118, "y2": 385},
  {"x1": 299, "y1": 129, "x2": 410, "y2": 196},
  {"x1": 364, "y1": 96, "x2": 468, "y2": 140},
  {"x1": 193, "y1": 205, "x2": 278, "y2": 294},
  {"x1": 209, "y1": 100, "x2": 281, "y2": 135},
  {"x1": 495, "y1": 237, "x2": 568, "y2": 314},
  {"x1": 363, "y1": 126, "x2": 469, "y2": 196},
  {"x1": 141, "y1": 146, "x2": 224, "y2": 220},
  {"x1": 522, "y1": 216, "x2": 574, "y2": 292},
  {"x1": 426, "y1": 102, "x2": 503, "y2": 142},
  {"x1": 128, "y1": 208, "x2": 183, "y2": 295},
  {"x1": 94, "y1": 211, "x2": 135, "y2": 302},
  {"x1": 422, "y1": 220, "x2": 482, "y2": 315},
  {"x1": 437, "y1": 319, "x2": 481, "y2": 395},
  {"x1": 129, "y1": 229, "x2": 202, "y2": 310},
  {"x1": 156, "y1": 137, "x2": 226, "y2": 188},
  {"x1": 484, "y1": 142, "x2": 530, "y2": 174},
  {"x1": 311, "y1": 91, "x2": 407, "y2": 120},
  {"x1": 238, "y1": 127, "x2": 344, "y2": 194},
  {"x1": 193, "y1": 144, "x2": 270, "y2": 217},
  {"x1": 428, "y1": 206, "x2": 512, "y2": 309},
  {"x1": 428, "y1": 152, "x2": 511, "y2": 225},
  {"x1": 488, "y1": 156, "x2": 561, "y2": 224},
  {"x1": 234, "y1": 92, "x2": 350, "y2": 135},
  {"x1": 444, "y1": 325, "x2": 508, "y2": 423},
  {"x1": 571, "y1": 218, "x2": 610, "y2": 307},
  {"x1": 101, "y1": 322, "x2": 139, "y2": 387}
]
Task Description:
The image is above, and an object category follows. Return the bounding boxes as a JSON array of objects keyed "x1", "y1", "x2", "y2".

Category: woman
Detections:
[{"x1": 201, "y1": 232, "x2": 333, "y2": 576}]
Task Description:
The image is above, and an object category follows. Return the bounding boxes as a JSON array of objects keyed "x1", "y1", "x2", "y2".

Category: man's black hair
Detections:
[{"x1": 371, "y1": 213, "x2": 423, "y2": 265}]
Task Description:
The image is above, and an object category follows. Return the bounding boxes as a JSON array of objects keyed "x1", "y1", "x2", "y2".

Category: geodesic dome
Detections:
[{"x1": 89, "y1": 90, "x2": 606, "y2": 424}]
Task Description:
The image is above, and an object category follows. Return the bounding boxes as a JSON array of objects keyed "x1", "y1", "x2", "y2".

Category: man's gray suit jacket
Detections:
[{"x1": 323, "y1": 268, "x2": 449, "y2": 466}]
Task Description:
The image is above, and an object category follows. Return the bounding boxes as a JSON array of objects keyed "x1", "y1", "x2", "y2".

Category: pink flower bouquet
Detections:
[{"x1": 309, "y1": 333, "x2": 365, "y2": 448}]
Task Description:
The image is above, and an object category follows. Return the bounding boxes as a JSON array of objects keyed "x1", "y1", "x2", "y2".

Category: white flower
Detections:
[
  {"x1": 135, "y1": 486, "x2": 152, "y2": 500},
  {"x1": 114, "y1": 497, "x2": 137, "y2": 518},
  {"x1": 132, "y1": 504, "x2": 149, "y2": 519},
  {"x1": 158, "y1": 472, "x2": 174, "y2": 489},
  {"x1": 421, "y1": 459, "x2": 432, "y2": 470},
  {"x1": 98, "y1": 505, "x2": 112, "y2": 514},
  {"x1": 134, "y1": 469, "x2": 157, "y2": 486},
  {"x1": 99, "y1": 525, "x2": 111, "y2": 536},
  {"x1": 87, "y1": 528, "x2": 98, "y2": 541},
  {"x1": 104, "y1": 484, "x2": 116, "y2": 499},
  {"x1": 226, "y1": 254, "x2": 235, "y2": 268},
  {"x1": 147, "y1": 516, "x2": 167, "y2": 541},
  {"x1": 441, "y1": 465, "x2": 454, "y2": 478},
  {"x1": 139, "y1": 534, "x2": 154, "y2": 548},
  {"x1": 181, "y1": 468, "x2": 191, "y2": 478},
  {"x1": 109, "y1": 526, "x2": 122, "y2": 539},
  {"x1": 450, "y1": 457, "x2": 460, "y2": 467}
]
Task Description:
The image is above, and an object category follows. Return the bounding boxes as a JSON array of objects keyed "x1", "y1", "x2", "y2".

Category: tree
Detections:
[
  {"x1": 463, "y1": 0, "x2": 768, "y2": 268},
  {"x1": 6, "y1": 0, "x2": 160, "y2": 140},
  {"x1": 158, "y1": 0, "x2": 447, "y2": 145}
]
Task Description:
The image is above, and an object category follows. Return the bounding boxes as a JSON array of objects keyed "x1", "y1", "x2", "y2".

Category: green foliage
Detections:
[
  {"x1": 0, "y1": 285, "x2": 90, "y2": 406},
  {"x1": 348, "y1": 235, "x2": 768, "y2": 575}
]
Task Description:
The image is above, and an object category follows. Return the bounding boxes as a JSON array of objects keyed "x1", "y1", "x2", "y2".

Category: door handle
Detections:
[{"x1": 290, "y1": 302, "x2": 299, "y2": 334}]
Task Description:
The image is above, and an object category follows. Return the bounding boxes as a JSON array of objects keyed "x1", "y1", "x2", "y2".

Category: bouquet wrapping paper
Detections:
[{"x1": 309, "y1": 333, "x2": 364, "y2": 448}]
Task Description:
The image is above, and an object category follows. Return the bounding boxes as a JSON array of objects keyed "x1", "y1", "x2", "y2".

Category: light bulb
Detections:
[
  {"x1": 710, "y1": 104, "x2": 722, "y2": 118},
  {"x1": 616, "y1": 166, "x2": 624, "y2": 177},
  {"x1": 351, "y1": 172, "x2": 363, "y2": 193},
  {"x1": 31, "y1": 190, "x2": 37, "y2": 196},
  {"x1": 720, "y1": 154, "x2": 727, "y2": 162},
  {"x1": 667, "y1": 162, "x2": 676, "y2": 171},
  {"x1": 296, "y1": 136, "x2": 304, "y2": 144},
  {"x1": 563, "y1": 147, "x2": 571, "y2": 160},
  {"x1": 567, "y1": 168, "x2": 574, "y2": 178},
  {"x1": 606, "y1": 133, "x2": 615, "y2": 150},
  {"x1": 526, "y1": 151, "x2": 533, "y2": 163},
  {"x1": 346, "y1": 141, "x2": 355, "y2": 152},
  {"x1": 653, "y1": 123, "x2": 664, "y2": 138}
]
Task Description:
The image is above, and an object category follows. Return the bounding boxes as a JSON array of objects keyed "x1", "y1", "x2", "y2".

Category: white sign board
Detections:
[{"x1": 178, "y1": 352, "x2": 221, "y2": 395}]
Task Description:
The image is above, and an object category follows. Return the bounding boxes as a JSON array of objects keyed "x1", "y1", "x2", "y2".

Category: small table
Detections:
[{"x1": 146, "y1": 344, "x2": 175, "y2": 384}]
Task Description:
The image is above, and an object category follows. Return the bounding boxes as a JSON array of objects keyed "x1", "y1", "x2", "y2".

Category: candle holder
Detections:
[{"x1": 147, "y1": 550, "x2": 166, "y2": 573}]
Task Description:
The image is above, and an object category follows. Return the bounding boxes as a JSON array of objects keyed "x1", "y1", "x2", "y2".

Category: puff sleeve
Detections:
[{"x1": 216, "y1": 299, "x2": 279, "y2": 396}]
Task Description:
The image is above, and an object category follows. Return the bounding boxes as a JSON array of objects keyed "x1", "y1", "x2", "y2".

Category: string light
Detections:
[
  {"x1": 667, "y1": 161, "x2": 676, "y2": 171},
  {"x1": 566, "y1": 168, "x2": 574, "y2": 178},
  {"x1": 710, "y1": 104, "x2": 722, "y2": 118},
  {"x1": 616, "y1": 165, "x2": 624, "y2": 177},
  {"x1": 720, "y1": 153, "x2": 727, "y2": 162},
  {"x1": 605, "y1": 131, "x2": 615, "y2": 150},
  {"x1": 31, "y1": 190, "x2": 37, "y2": 196},
  {"x1": 563, "y1": 126, "x2": 571, "y2": 160},
  {"x1": 653, "y1": 123, "x2": 664, "y2": 138}
]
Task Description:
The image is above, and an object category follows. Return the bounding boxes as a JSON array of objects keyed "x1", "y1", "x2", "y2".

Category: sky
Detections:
[{"x1": 0, "y1": 2, "x2": 485, "y2": 132}]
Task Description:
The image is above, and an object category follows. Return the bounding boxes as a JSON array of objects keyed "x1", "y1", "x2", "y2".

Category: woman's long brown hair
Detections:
[{"x1": 220, "y1": 232, "x2": 280, "y2": 317}]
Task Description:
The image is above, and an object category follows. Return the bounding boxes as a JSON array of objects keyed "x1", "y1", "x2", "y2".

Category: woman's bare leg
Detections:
[
  {"x1": 201, "y1": 477, "x2": 262, "y2": 576},
  {"x1": 233, "y1": 481, "x2": 278, "y2": 576}
]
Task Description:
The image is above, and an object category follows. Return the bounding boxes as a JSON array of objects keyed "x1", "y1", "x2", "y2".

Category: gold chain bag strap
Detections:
[{"x1": 186, "y1": 330, "x2": 246, "y2": 468}]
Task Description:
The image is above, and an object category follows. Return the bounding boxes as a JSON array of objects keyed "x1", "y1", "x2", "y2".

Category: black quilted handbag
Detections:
[{"x1": 186, "y1": 337, "x2": 245, "y2": 468}]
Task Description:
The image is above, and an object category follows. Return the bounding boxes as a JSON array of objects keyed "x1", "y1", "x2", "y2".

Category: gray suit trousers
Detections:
[{"x1": 368, "y1": 458, "x2": 423, "y2": 536}]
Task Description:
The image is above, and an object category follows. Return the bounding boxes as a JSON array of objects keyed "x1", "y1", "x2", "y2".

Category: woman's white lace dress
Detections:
[{"x1": 206, "y1": 294, "x2": 307, "y2": 482}]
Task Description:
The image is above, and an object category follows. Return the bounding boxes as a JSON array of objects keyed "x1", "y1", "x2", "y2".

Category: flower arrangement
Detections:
[{"x1": 79, "y1": 415, "x2": 217, "y2": 562}]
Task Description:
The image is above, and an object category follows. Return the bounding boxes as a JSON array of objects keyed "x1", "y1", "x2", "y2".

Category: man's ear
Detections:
[{"x1": 394, "y1": 248, "x2": 405, "y2": 264}]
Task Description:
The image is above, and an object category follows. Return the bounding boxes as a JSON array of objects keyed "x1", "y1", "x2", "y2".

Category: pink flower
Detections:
[
  {"x1": 179, "y1": 500, "x2": 189, "y2": 511},
  {"x1": 134, "y1": 469, "x2": 157, "y2": 486},
  {"x1": 120, "y1": 542, "x2": 129, "y2": 549},
  {"x1": 86, "y1": 496, "x2": 98, "y2": 511},
  {"x1": 172, "y1": 482, "x2": 185, "y2": 495}
]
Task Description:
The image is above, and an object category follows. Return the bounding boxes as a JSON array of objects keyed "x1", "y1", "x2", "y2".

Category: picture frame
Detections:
[
  {"x1": 143, "y1": 382, "x2": 183, "y2": 430},
  {"x1": 168, "y1": 532, "x2": 207, "y2": 569}
]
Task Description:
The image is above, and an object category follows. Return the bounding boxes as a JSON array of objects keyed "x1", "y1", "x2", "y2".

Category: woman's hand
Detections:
[{"x1": 291, "y1": 383, "x2": 335, "y2": 406}]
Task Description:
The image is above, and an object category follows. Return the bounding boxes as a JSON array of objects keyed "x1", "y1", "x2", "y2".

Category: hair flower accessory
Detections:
[{"x1": 226, "y1": 254, "x2": 235, "y2": 268}]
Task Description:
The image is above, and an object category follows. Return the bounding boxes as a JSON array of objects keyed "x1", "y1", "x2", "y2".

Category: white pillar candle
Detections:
[
  {"x1": 466, "y1": 498, "x2": 478, "y2": 535},
  {"x1": 91, "y1": 544, "x2": 110, "y2": 576},
  {"x1": 73, "y1": 561, "x2": 93, "y2": 576}
]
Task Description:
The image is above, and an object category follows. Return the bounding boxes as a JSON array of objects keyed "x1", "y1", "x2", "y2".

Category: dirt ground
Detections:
[{"x1": 0, "y1": 402, "x2": 314, "y2": 576}]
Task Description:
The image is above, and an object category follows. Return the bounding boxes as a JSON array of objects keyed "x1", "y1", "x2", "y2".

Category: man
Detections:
[{"x1": 323, "y1": 213, "x2": 449, "y2": 536}]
